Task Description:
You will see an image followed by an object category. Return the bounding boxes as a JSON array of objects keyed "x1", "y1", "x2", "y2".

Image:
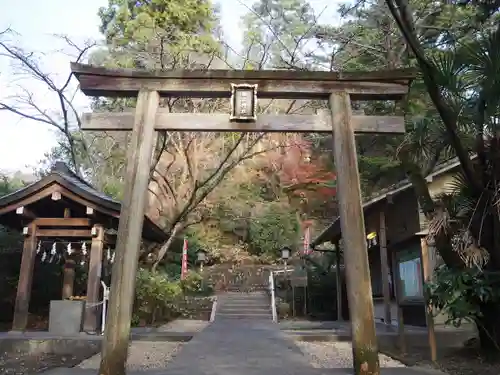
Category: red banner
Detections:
[{"x1": 181, "y1": 238, "x2": 188, "y2": 279}]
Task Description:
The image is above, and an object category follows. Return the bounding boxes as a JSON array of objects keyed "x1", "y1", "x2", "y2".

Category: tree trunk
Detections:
[
  {"x1": 151, "y1": 223, "x2": 182, "y2": 271},
  {"x1": 476, "y1": 302, "x2": 500, "y2": 355}
]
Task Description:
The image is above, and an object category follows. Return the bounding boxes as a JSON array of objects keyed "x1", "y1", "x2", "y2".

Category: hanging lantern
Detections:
[{"x1": 67, "y1": 243, "x2": 73, "y2": 255}]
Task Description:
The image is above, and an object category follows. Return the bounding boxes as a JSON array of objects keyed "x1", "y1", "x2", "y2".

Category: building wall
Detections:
[{"x1": 385, "y1": 189, "x2": 421, "y2": 244}]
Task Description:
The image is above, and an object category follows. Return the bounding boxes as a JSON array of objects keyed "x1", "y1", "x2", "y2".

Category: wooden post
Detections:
[
  {"x1": 420, "y1": 237, "x2": 437, "y2": 362},
  {"x1": 392, "y1": 250, "x2": 406, "y2": 353},
  {"x1": 329, "y1": 91, "x2": 379, "y2": 375},
  {"x1": 99, "y1": 90, "x2": 160, "y2": 375},
  {"x1": 379, "y1": 210, "x2": 392, "y2": 330},
  {"x1": 335, "y1": 240, "x2": 343, "y2": 321},
  {"x1": 83, "y1": 225, "x2": 105, "y2": 332},
  {"x1": 62, "y1": 259, "x2": 76, "y2": 299},
  {"x1": 12, "y1": 222, "x2": 37, "y2": 331}
]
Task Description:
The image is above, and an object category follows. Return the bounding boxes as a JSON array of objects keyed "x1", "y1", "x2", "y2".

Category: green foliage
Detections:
[
  {"x1": 0, "y1": 174, "x2": 28, "y2": 250},
  {"x1": 247, "y1": 201, "x2": 299, "y2": 257},
  {"x1": 427, "y1": 265, "x2": 500, "y2": 327},
  {"x1": 179, "y1": 270, "x2": 213, "y2": 296},
  {"x1": 240, "y1": 0, "x2": 319, "y2": 69},
  {"x1": 132, "y1": 268, "x2": 214, "y2": 326},
  {"x1": 132, "y1": 269, "x2": 183, "y2": 326},
  {"x1": 98, "y1": 0, "x2": 219, "y2": 58},
  {"x1": 0, "y1": 173, "x2": 26, "y2": 196}
]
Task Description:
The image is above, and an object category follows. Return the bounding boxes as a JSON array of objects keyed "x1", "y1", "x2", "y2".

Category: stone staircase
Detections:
[{"x1": 216, "y1": 291, "x2": 273, "y2": 320}]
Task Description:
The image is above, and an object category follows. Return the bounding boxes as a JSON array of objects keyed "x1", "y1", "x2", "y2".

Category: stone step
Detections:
[
  {"x1": 221, "y1": 292, "x2": 269, "y2": 297},
  {"x1": 221, "y1": 290, "x2": 267, "y2": 296},
  {"x1": 220, "y1": 303, "x2": 270, "y2": 308},
  {"x1": 220, "y1": 295, "x2": 269, "y2": 300},
  {"x1": 219, "y1": 300, "x2": 270, "y2": 305},
  {"x1": 216, "y1": 313, "x2": 272, "y2": 319},
  {"x1": 217, "y1": 310, "x2": 271, "y2": 315},
  {"x1": 220, "y1": 301, "x2": 269, "y2": 306},
  {"x1": 217, "y1": 308, "x2": 271, "y2": 314}
]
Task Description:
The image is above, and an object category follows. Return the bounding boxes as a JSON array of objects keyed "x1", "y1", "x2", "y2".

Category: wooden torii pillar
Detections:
[{"x1": 71, "y1": 63, "x2": 415, "y2": 375}]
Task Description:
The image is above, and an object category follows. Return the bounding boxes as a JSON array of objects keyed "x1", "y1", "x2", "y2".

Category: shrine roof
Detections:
[{"x1": 0, "y1": 162, "x2": 167, "y2": 243}]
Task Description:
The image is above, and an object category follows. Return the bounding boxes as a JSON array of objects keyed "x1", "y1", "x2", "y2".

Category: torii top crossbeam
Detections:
[{"x1": 70, "y1": 63, "x2": 415, "y2": 100}]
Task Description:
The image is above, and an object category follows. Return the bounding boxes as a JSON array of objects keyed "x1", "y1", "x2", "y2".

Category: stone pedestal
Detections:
[{"x1": 48, "y1": 300, "x2": 84, "y2": 335}]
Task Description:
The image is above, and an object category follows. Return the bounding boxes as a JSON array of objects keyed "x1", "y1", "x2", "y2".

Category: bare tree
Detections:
[
  {"x1": 1, "y1": 6, "x2": 329, "y2": 267},
  {"x1": 0, "y1": 29, "x2": 96, "y2": 175}
]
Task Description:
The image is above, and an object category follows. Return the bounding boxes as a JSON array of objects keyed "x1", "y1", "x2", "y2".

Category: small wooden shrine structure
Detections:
[{"x1": 0, "y1": 162, "x2": 167, "y2": 332}]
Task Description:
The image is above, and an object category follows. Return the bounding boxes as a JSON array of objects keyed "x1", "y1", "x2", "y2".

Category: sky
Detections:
[{"x1": 0, "y1": 0, "x2": 339, "y2": 173}]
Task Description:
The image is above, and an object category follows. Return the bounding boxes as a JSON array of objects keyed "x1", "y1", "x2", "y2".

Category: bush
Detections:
[
  {"x1": 180, "y1": 271, "x2": 213, "y2": 296},
  {"x1": 277, "y1": 301, "x2": 290, "y2": 319},
  {"x1": 133, "y1": 269, "x2": 183, "y2": 326}
]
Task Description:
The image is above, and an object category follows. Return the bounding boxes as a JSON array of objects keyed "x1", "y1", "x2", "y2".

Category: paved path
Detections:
[
  {"x1": 159, "y1": 317, "x2": 447, "y2": 375},
  {"x1": 160, "y1": 317, "x2": 326, "y2": 375},
  {"x1": 41, "y1": 299, "x2": 448, "y2": 375}
]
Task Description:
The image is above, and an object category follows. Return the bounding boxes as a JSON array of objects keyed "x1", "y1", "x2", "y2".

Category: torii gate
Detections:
[{"x1": 71, "y1": 63, "x2": 415, "y2": 375}]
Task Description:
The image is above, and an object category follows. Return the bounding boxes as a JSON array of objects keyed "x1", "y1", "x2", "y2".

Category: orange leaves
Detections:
[{"x1": 259, "y1": 136, "x2": 336, "y2": 203}]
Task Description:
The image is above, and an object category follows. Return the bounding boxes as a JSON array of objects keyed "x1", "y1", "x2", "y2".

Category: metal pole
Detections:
[{"x1": 100, "y1": 281, "x2": 109, "y2": 334}]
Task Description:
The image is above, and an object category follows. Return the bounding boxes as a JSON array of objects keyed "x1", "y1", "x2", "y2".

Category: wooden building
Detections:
[
  {"x1": 312, "y1": 157, "x2": 464, "y2": 327},
  {"x1": 0, "y1": 162, "x2": 167, "y2": 332}
]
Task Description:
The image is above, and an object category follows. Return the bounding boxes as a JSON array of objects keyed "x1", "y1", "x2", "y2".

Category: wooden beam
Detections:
[
  {"x1": 420, "y1": 237, "x2": 437, "y2": 362},
  {"x1": 15, "y1": 206, "x2": 37, "y2": 219},
  {"x1": 34, "y1": 218, "x2": 92, "y2": 227},
  {"x1": 99, "y1": 89, "x2": 160, "y2": 375},
  {"x1": 379, "y1": 210, "x2": 392, "y2": 330},
  {"x1": 62, "y1": 259, "x2": 76, "y2": 300},
  {"x1": 329, "y1": 91, "x2": 379, "y2": 375},
  {"x1": 37, "y1": 229, "x2": 92, "y2": 237},
  {"x1": 0, "y1": 184, "x2": 112, "y2": 218},
  {"x1": 12, "y1": 222, "x2": 37, "y2": 331},
  {"x1": 71, "y1": 63, "x2": 415, "y2": 100},
  {"x1": 83, "y1": 225, "x2": 105, "y2": 332},
  {"x1": 71, "y1": 63, "x2": 416, "y2": 81},
  {"x1": 82, "y1": 111, "x2": 405, "y2": 134}
]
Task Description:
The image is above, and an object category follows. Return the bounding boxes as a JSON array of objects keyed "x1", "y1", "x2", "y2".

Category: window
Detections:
[{"x1": 397, "y1": 247, "x2": 423, "y2": 299}]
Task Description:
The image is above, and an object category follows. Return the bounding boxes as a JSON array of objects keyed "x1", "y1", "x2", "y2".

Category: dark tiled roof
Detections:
[
  {"x1": 51, "y1": 162, "x2": 120, "y2": 208},
  {"x1": 0, "y1": 162, "x2": 167, "y2": 243}
]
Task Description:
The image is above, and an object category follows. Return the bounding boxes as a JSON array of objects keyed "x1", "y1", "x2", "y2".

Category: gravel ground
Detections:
[
  {"x1": 0, "y1": 346, "x2": 100, "y2": 375},
  {"x1": 0, "y1": 320, "x2": 210, "y2": 374},
  {"x1": 78, "y1": 320, "x2": 210, "y2": 372},
  {"x1": 295, "y1": 340, "x2": 407, "y2": 368},
  {"x1": 78, "y1": 341, "x2": 183, "y2": 372}
]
